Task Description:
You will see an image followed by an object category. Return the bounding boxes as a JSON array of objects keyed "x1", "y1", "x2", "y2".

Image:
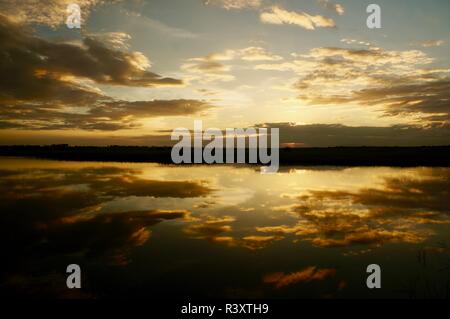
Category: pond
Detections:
[{"x1": 1, "y1": 157, "x2": 449, "y2": 299}]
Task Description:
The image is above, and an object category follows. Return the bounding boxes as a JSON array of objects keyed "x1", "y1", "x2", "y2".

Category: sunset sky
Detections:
[{"x1": 0, "y1": 0, "x2": 449, "y2": 146}]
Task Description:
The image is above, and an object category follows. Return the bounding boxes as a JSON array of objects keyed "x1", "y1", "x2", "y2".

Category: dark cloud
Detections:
[
  {"x1": 354, "y1": 80, "x2": 450, "y2": 120},
  {"x1": 11, "y1": 121, "x2": 444, "y2": 146},
  {"x1": 42, "y1": 36, "x2": 182, "y2": 87},
  {"x1": 0, "y1": 99, "x2": 213, "y2": 130},
  {"x1": 0, "y1": 14, "x2": 214, "y2": 131},
  {"x1": 258, "y1": 122, "x2": 450, "y2": 147},
  {"x1": 4, "y1": 121, "x2": 449, "y2": 146},
  {"x1": 0, "y1": 132, "x2": 175, "y2": 146},
  {"x1": 0, "y1": 14, "x2": 182, "y2": 92}
]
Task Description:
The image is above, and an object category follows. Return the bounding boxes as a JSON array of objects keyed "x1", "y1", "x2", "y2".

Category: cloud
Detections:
[
  {"x1": 182, "y1": 46, "x2": 282, "y2": 83},
  {"x1": 260, "y1": 6, "x2": 336, "y2": 30},
  {"x1": 12, "y1": 120, "x2": 447, "y2": 144},
  {"x1": 203, "y1": 0, "x2": 262, "y2": 10},
  {"x1": 257, "y1": 45, "x2": 450, "y2": 123},
  {"x1": 239, "y1": 47, "x2": 283, "y2": 61},
  {"x1": 258, "y1": 122, "x2": 450, "y2": 147},
  {"x1": 352, "y1": 80, "x2": 450, "y2": 120},
  {"x1": 182, "y1": 59, "x2": 235, "y2": 83},
  {"x1": 340, "y1": 38, "x2": 371, "y2": 46},
  {"x1": 0, "y1": 0, "x2": 107, "y2": 27},
  {"x1": 317, "y1": 0, "x2": 345, "y2": 15},
  {"x1": 204, "y1": 47, "x2": 282, "y2": 61},
  {"x1": 0, "y1": 14, "x2": 183, "y2": 91},
  {"x1": 293, "y1": 49, "x2": 450, "y2": 122},
  {"x1": 0, "y1": 14, "x2": 216, "y2": 130},
  {"x1": 124, "y1": 11, "x2": 198, "y2": 39},
  {"x1": 85, "y1": 32, "x2": 132, "y2": 50},
  {"x1": 0, "y1": 99, "x2": 213, "y2": 131},
  {"x1": 302, "y1": 47, "x2": 432, "y2": 65},
  {"x1": 51, "y1": 37, "x2": 179, "y2": 87},
  {"x1": 263, "y1": 267, "x2": 336, "y2": 288},
  {"x1": 418, "y1": 40, "x2": 446, "y2": 48}
]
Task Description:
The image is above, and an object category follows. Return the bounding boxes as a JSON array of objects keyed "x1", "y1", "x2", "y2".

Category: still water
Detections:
[{"x1": 1, "y1": 157, "x2": 449, "y2": 299}]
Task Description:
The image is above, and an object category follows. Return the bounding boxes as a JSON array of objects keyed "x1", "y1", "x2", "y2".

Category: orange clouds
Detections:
[
  {"x1": 255, "y1": 44, "x2": 450, "y2": 123},
  {"x1": 264, "y1": 266, "x2": 336, "y2": 288}
]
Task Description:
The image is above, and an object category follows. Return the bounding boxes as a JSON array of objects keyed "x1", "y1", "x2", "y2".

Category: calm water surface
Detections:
[{"x1": 1, "y1": 157, "x2": 449, "y2": 298}]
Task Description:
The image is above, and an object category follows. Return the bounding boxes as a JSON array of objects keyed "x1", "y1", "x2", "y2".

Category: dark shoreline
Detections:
[{"x1": 1, "y1": 145, "x2": 449, "y2": 167}]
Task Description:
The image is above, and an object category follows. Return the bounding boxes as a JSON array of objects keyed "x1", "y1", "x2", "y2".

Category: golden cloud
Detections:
[
  {"x1": 255, "y1": 45, "x2": 449, "y2": 123},
  {"x1": 263, "y1": 266, "x2": 336, "y2": 288}
]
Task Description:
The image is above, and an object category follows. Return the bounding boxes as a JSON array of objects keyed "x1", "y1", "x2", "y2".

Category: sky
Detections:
[{"x1": 0, "y1": 0, "x2": 449, "y2": 146}]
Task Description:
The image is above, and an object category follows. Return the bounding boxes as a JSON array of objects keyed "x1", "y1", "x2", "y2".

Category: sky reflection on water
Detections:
[{"x1": 1, "y1": 158, "x2": 449, "y2": 299}]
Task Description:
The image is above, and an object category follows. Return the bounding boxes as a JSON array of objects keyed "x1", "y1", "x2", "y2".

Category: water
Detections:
[{"x1": 1, "y1": 157, "x2": 449, "y2": 299}]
